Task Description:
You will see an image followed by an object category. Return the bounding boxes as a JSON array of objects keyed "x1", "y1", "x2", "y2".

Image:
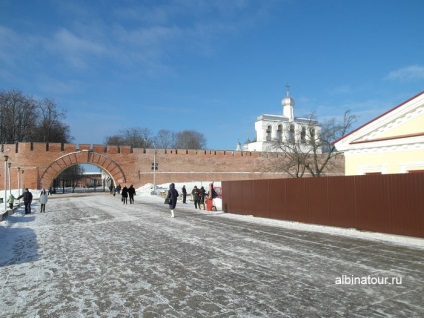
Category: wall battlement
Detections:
[
  {"x1": 0, "y1": 142, "x2": 344, "y2": 192},
  {"x1": 5, "y1": 142, "x2": 259, "y2": 157}
]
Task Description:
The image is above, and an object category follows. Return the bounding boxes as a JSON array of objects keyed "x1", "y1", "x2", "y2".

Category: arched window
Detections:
[
  {"x1": 288, "y1": 124, "x2": 295, "y2": 143},
  {"x1": 309, "y1": 128, "x2": 316, "y2": 143},
  {"x1": 301, "y1": 126, "x2": 306, "y2": 144},
  {"x1": 277, "y1": 124, "x2": 282, "y2": 141},
  {"x1": 266, "y1": 125, "x2": 272, "y2": 141}
]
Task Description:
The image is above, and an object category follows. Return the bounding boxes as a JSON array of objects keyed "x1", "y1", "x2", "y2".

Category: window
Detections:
[
  {"x1": 288, "y1": 124, "x2": 295, "y2": 143},
  {"x1": 301, "y1": 127, "x2": 306, "y2": 144},
  {"x1": 277, "y1": 124, "x2": 282, "y2": 141},
  {"x1": 266, "y1": 125, "x2": 271, "y2": 141}
]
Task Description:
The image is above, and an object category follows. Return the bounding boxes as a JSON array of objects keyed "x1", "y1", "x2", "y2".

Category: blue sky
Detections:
[{"x1": 1, "y1": 0, "x2": 423, "y2": 151}]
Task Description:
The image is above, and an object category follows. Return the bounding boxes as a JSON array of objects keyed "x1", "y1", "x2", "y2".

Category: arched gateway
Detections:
[{"x1": 39, "y1": 150, "x2": 126, "y2": 189}]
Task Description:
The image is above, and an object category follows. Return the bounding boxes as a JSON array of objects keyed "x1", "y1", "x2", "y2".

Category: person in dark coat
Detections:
[
  {"x1": 128, "y1": 185, "x2": 136, "y2": 204},
  {"x1": 17, "y1": 188, "x2": 33, "y2": 214},
  {"x1": 191, "y1": 186, "x2": 200, "y2": 209},
  {"x1": 182, "y1": 185, "x2": 187, "y2": 204},
  {"x1": 199, "y1": 186, "x2": 206, "y2": 210},
  {"x1": 166, "y1": 183, "x2": 179, "y2": 218},
  {"x1": 121, "y1": 185, "x2": 128, "y2": 204}
]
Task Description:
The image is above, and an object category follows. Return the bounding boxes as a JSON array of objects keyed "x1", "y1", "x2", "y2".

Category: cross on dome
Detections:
[{"x1": 285, "y1": 83, "x2": 290, "y2": 97}]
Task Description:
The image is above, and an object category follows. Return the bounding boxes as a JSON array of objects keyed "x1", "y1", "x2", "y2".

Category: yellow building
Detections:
[{"x1": 334, "y1": 91, "x2": 424, "y2": 175}]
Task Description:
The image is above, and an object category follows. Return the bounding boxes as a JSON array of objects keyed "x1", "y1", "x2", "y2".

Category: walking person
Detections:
[
  {"x1": 17, "y1": 188, "x2": 33, "y2": 214},
  {"x1": 182, "y1": 185, "x2": 187, "y2": 204},
  {"x1": 39, "y1": 188, "x2": 48, "y2": 213},
  {"x1": 199, "y1": 186, "x2": 206, "y2": 210},
  {"x1": 166, "y1": 183, "x2": 179, "y2": 218},
  {"x1": 191, "y1": 186, "x2": 200, "y2": 209},
  {"x1": 121, "y1": 185, "x2": 128, "y2": 204},
  {"x1": 128, "y1": 185, "x2": 136, "y2": 204}
]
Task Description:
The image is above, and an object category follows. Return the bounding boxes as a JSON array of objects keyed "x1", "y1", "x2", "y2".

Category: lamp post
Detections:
[
  {"x1": 17, "y1": 167, "x2": 20, "y2": 203},
  {"x1": 153, "y1": 142, "x2": 157, "y2": 195},
  {"x1": 4, "y1": 155, "x2": 8, "y2": 211},
  {"x1": 21, "y1": 169, "x2": 25, "y2": 192},
  {"x1": 8, "y1": 162, "x2": 11, "y2": 196},
  {"x1": 145, "y1": 139, "x2": 158, "y2": 195}
]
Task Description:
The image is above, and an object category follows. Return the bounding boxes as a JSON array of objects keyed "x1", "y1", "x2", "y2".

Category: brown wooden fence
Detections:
[{"x1": 222, "y1": 173, "x2": 424, "y2": 238}]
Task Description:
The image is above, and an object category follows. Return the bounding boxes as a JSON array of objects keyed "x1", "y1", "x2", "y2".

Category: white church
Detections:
[{"x1": 237, "y1": 86, "x2": 321, "y2": 152}]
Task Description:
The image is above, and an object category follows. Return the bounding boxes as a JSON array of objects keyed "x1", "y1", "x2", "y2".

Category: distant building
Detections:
[
  {"x1": 334, "y1": 91, "x2": 424, "y2": 175},
  {"x1": 237, "y1": 86, "x2": 321, "y2": 152},
  {"x1": 80, "y1": 172, "x2": 102, "y2": 188}
]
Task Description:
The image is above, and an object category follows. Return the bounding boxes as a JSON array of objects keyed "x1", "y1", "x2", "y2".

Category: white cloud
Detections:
[
  {"x1": 385, "y1": 65, "x2": 424, "y2": 81},
  {"x1": 48, "y1": 28, "x2": 106, "y2": 68}
]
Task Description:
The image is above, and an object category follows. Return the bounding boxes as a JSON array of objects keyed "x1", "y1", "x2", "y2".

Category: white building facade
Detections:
[{"x1": 238, "y1": 88, "x2": 321, "y2": 152}]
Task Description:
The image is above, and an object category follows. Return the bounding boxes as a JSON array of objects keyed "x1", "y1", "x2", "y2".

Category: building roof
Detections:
[{"x1": 333, "y1": 91, "x2": 424, "y2": 145}]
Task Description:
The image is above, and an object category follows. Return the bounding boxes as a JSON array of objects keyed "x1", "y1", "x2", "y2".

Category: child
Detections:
[{"x1": 7, "y1": 194, "x2": 15, "y2": 210}]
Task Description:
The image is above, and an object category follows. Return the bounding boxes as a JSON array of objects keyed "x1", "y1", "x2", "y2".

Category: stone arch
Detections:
[{"x1": 39, "y1": 150, "x2": 126, "y2": 189}]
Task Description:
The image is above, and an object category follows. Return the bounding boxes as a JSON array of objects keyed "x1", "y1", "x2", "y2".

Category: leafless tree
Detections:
[
  {"x1": 104, "y1": 128, "x2": 152, "y2": 148},
  {"x1": 31, "y1": 98, "x2": 72, "y2": 143},
  {"x1": 0, "y1": 89, "x2": 72, "y2": 144},
  {"x1": 0, "y1": 89, "x2": 37, "y2": 143},
  {"x1": 154, "y1": 129, "x2": 176, "y2": 149},
  {"x1": 266, "y1": 110, "x2": 357, "y2": 177},
  {"x1": 105, "y1": 128, "x2": 207, "y2": 150},
  {"x1": 174, "y1": 130, "x2": 207, "y2": 149}
]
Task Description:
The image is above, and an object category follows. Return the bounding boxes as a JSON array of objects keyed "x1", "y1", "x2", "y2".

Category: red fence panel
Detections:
[
  {"x1": 355, "y1": 175, "x2": 391, "y2": 234},
  {"x1": 326, "y1": 176, "x2": 357, "y2": 228},
  {"x1": 387, "y1": 173, "x2": 424, "y2": 237},
  {"x1": 222, "y1": 173, "x2": 424, "y2": 238}
]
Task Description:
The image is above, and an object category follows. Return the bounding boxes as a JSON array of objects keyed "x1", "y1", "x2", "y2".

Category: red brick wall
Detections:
[{"x1": 0, "y1": 142, "x2": 344, "y2": 190}]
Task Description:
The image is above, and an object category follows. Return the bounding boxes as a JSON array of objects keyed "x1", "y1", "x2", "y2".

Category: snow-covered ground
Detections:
[{"x1": 0, "y1": 182, "x2": 423, "y2": 317}]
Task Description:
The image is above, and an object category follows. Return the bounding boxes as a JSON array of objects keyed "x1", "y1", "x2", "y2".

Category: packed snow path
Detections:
[{"x1": 0, "y1": 193, "x2": 423, "y2": 317}]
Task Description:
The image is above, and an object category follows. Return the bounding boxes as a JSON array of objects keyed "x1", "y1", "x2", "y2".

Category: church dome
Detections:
[
  {"x1": 282, "y1": 96, "x2": 295, "y2": 107},
  {"x1": 281, "y1": 84, "x2": 295, "y2": 108}
]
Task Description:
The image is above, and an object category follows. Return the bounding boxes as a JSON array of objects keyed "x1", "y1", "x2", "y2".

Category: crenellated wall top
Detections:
[{"x1": 3, "y1": 142, "x2": 263, "y2": 157}]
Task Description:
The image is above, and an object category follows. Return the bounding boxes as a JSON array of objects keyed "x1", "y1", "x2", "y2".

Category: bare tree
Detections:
[
  {"x1": 266, "y1": 110, "x2": 357, "y2": 177},
  {"x1": 104, "y1": 127, "x2": 152, "y2": 148},
  {"x1": 31, "y1": 98, "x2": 72, "y2": 143},
  {"x1": 154, "y1": 129, "x2": 176, "y2": 149},
  {"x1": 0, "y1": 89, "x2": 37, "y2": 143},
  {"x1": 174, "y1": 130, "x2": 207, "y2": 149},
  {"x1": 0, "y1": 89, "x2": 72, "y2": 144},
  {"x1": 105, "y1": 128, "x2": 207, "y2": 149}
]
